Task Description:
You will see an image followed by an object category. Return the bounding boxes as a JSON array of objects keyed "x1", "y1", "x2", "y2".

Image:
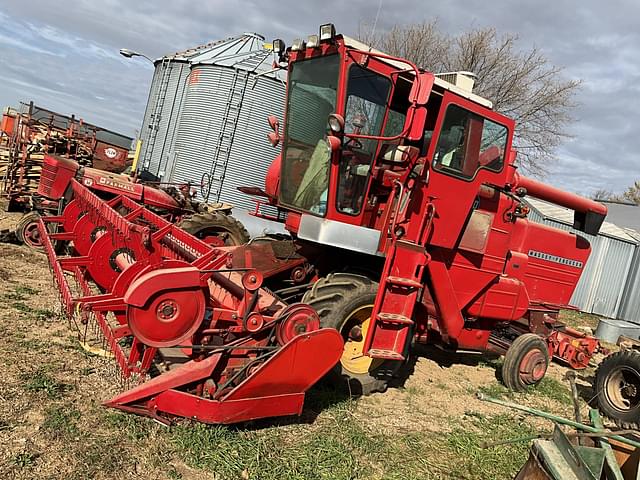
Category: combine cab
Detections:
[{"x1": 37, "y1": 25, "x2": 608, "y2": 424}]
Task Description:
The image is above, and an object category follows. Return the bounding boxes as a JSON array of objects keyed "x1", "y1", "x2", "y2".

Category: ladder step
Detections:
[
  {"x1": 377, "y1": 312, "x2": 414, "y2": 325},
  {"x1": 386, "y1": 276, "x2": 422, "y2": 289},
  {"x1": 368, "y1": 349, "x2": 405, "y2": 361}
]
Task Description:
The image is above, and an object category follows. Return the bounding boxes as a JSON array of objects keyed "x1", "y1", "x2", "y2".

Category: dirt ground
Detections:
[{"x1": 0, "y1": 235, "x2": 608, "y2": 479}]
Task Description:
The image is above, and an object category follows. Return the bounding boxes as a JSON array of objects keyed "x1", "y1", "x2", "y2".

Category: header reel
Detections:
[{"x1": 38, "y1": 178, "x2": 342, "y2": 424}]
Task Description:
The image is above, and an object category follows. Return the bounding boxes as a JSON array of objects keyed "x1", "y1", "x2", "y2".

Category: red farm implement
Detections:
[
  {"x1": 40, "y1": 177, "x2": 341, "y2": 423},
  {"x1": 37, "y1": 25, "x2": 609, "y2": 425},
  {"x1": 1, "y1": 103, "x2": 248, "y2": 250},
  {"x1": 1, "y1": 102, "x2": 133, "y2": 210}
]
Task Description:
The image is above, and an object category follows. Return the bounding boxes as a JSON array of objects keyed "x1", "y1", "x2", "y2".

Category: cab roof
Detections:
[{"x1": 341, "y1": 36, "x2": 494, "y2": 109}]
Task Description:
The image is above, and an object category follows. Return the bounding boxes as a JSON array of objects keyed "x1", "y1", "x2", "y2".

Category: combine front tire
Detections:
[
  {"x1": 16, "y1": 212, "x2": 43, "y2": 249},
  {"x1": 594, "y1": 350, "x2": 640, "y2": 428},
  {"x1": 302, "y1": 273, "x2": 400, "y2": 395},
  {"x1": 178, "y1": 212, "x2": 249, "y2": 246},
  {"x1": 502, "y1": 333, "x2": 549, "y2": 391}
]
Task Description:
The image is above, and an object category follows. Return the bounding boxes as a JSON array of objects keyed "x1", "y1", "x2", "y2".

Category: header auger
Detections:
[
  {"x1": 37, "y1": 25, "x2": 610, "y2": 424},
  {"x1": 38, "y1": 177, "x2": 342, "y2": 423}
]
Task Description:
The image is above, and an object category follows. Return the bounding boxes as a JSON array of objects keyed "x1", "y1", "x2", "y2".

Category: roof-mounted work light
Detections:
[
  {"x1": 291, "y1": 38, "x2": 306, "y2": 51},
  {"x1": 272, "y1": 39, "x2": 285, "y2": 55},
  {"x1": 319, "y1": 23, "x2": 336, "y2": 41},
  {"x1": 307, "y1": 35, "x2": 320, "y2": 48}
]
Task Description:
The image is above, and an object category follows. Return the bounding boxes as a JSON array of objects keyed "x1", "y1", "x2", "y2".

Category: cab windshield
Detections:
[{"x1": 280, "y1": 55, "x2": 340, "y2": 215}]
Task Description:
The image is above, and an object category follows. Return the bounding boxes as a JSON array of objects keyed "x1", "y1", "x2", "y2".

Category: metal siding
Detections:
[
  {"x1": 619, "y1": 248, "x2": 640, "y2": 323},
  {"x1": 170, "y1": 65, "x2": 285, "y2": 211},
  {"x1": 156, "y1": 64, "x2": 189, "y2": 178},
  {"x1": 528, "y1": 216, "x2": 635, "y2": 318},
  {"x1": 138, "y1": 65, "x2": 162, "y2": 164},
  {"x1": 218, "y1": 74, "x2": 284, "y2": 212},
  {"x1": 589, "y1": 236, "x2": 634, "y2": 317},
  {"x1": 170, "y1": 66, "x2": 235, "y2": 187},
  {"x1": 146, "y1": 63, "x2": 189, "y2": 177}
]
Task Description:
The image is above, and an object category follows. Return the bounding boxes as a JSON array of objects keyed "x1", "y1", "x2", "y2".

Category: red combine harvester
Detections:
[{"x1": 37, "y1": 25, "x2": 607, "y2": 424}]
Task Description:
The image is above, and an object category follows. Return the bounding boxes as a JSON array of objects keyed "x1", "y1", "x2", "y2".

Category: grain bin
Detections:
[{"x1": 137, "y1": 33, "x2": 285, "y2": 211}]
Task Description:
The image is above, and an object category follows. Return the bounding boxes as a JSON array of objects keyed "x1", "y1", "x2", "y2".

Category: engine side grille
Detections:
[{"x1": 38, "y1": 159, "x2": 58, "y2": 197}]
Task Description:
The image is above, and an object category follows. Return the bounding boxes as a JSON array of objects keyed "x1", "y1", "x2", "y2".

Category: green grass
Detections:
[
  {"x1": 3, "y1": 284, "x2": 39, "y2": 301},
  {"x1": 12, "y1": 451, "x2": 39, "y2": 469},
  {"x1": 14, "y1": 285, "x2": 39, "y2": 296},
  {"x1": 169, "y1": 412, "x2": 369, "y2": 479},
  {"x1": 477, "y1": 382, "x2": 513, "y2": 400},
  {"x1": 21, "y1": 368, "x2": 72, "y2": 399},
  {"x1": 89, "y1": 384, "x2": 547, "y2": 479},
  {"x1": 559, "y1": 309, "x2": 600, "y2": 330},
  {"x1": 42, "y1": 404, "x2": 81, "y2": 438},
  {"x1": 446, "y1": 413, "x2": 541, "y2": 479},
  {"x1": 166, "y1": 468, "x2": 183, "y2": 479},
  {"x1": 104, "y1": 411, "x2": 152, "y2": 441},
  {"x1": 11, "y1": 301, "x2": 56, "y2": 320},
  {"x1": 160, "y1": 391, "x2": 447, "y2": 480},
  {"x1": 532, "y1": 377, "x2": 573, "y2": 406},
  {"x1": 75, "y1": 438, "x2": 126, "y2": 479},
  {"x1": 3, "y1": 284, "x2": 55, "y2": 320},
  {"x1": 478, "y1": 376, "x2": 573, "y2": 407}
]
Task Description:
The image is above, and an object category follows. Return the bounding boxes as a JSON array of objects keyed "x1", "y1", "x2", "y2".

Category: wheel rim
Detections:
[
  {"x1": 22, "y1": 221, "x2": 43, "y2": 248},
  {"x1": 340, "y1": 305, "x2": 383, "y2": 375},
  {"x1": 605, "y1": 366, "x2": 640, "y2": 412},
  {"x1": 519, "y1": 349, "x2": 547, "y2": 385}
]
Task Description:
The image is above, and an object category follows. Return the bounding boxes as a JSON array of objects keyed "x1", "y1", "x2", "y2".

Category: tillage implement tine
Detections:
[{"x1": 37, "y1": 179, "x2": 343, "y2": 424}]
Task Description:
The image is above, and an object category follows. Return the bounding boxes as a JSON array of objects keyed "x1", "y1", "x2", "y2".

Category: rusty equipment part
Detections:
[
  {"x1": 547, "y1": 326, "x2": 604, "y2": 370},
  {"x1": 38, "y1": 178, "x2": 342, "y2": 424},
  {"x1": 1, "y1": 101, "x2": 132, "y2": 211}
]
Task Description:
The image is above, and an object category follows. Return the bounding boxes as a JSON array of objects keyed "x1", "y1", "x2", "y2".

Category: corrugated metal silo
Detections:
[
  {"x1": 138, "y1": 33, "x2": 285, "y2": 211},
  {"x1": 138, "y1": 57, "x2": 190, "y2": 177}
]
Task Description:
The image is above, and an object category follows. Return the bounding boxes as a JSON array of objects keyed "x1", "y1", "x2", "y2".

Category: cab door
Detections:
[{"x1": 423, "y1": 92, "x2": 514, "y2": 249}]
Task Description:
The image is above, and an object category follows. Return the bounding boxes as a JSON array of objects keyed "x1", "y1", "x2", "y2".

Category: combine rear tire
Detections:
[
  {"x1": 302, "y1": 273, "x2": 401, "y2": 395},
  {"x1": 178, "y1": 211, "x2": 249, "y2": 246},
  {"x1": 594, "y1": 350, "x2": 640, "y2": 428},
  {"x1": 502, "y1": 333, "x2": 549, "y2": 391},
  {"x1": 16, "y1": 212, "x2": 44, "y2": 249}
]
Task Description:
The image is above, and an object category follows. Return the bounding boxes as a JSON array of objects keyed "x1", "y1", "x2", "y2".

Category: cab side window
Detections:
[{"x1": 432, "y1": 104, "x2": 508, "y2": 179}]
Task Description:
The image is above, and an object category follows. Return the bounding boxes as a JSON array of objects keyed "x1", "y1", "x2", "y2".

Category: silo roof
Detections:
[{"x1": 157, "y1": 32, "x2": 285, "y2": 81}]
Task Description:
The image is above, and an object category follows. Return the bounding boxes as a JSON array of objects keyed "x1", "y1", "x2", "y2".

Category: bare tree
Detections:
[
  {"x1": 358, "y1": 21, "x2": 581, "y2": 175},
  {"x1": 620, "y1": 181, "x2": 640, "y2": 204},
  {"x1": 591, "y1": 182, "x2": 639, "y2": 204},
  {"x1": 591, "y1": 188, "x2": 615, "y2": 201}
]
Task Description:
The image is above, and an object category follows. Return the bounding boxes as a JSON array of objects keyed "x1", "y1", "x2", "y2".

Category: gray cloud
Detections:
[{"x1": 0, "y1": 1, "x2": 638, "y2": 195}]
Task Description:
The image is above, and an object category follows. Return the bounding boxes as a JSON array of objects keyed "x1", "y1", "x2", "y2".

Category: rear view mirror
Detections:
[
  {"x1": 268, "y1": 115, "x2": 280, "y2": 133},
  {"x1": 267, "y1": 115, "x2": 281, "y2": 147},
  {"x1": 403, "y1": 106, "x2": 428, "y2": 142},
  {"x1": 267, "y1": 131, "x2": 280, "y2": 147}
]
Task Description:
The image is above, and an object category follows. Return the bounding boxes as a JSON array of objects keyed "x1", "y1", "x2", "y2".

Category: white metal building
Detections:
[{"x1": 526, "y1": 198, "x2": 640, "y2": 321}]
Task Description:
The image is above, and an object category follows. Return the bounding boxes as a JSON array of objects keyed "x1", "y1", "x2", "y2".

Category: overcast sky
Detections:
[{"x1": 0, "y1": 1, "x2": 638, "y2": 195}]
